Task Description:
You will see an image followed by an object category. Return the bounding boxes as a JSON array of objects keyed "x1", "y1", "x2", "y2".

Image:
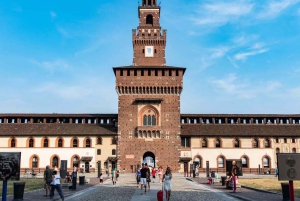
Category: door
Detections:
[{"x1": 85, "y1": 162, "x2": 90, "y2": 173}]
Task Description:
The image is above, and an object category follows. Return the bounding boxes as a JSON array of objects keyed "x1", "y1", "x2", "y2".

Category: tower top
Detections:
[{"x1": 140, "y1": 0, "x2": 159, "y2": 7}]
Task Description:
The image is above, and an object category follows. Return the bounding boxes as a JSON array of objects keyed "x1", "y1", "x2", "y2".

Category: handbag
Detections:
[{"x1": 146, "y1": 178, "x2": 151, "y2": 182}]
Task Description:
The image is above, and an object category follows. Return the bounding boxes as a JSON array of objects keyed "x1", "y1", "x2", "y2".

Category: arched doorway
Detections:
[{"x1": 143, "y1": 152, "x2": 155, "y2": 167}]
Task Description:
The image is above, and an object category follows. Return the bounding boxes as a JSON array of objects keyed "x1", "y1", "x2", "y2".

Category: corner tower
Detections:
[{"x1": 113, "y1": 1, "x2": 186, "y2": 172}]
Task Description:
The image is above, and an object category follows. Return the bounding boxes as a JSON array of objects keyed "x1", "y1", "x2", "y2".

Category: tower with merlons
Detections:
[{"x1": 113, "y1": 0, "x2": 186, "y2": 172}]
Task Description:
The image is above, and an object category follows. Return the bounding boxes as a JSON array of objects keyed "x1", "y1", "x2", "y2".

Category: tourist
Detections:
[
  {"x1": 136, "y1": 168, "x2": 141, "y2": 188},
  {"x1": 275, "y1": 167, "x2": 279, "y2": 177},
  {"x1": 145, "y1": 163, "x2": 151, "y2": 190},
  {"x1": 231, "y1": 160, "x2": 238, "y2": 193},
  {"x1": 99, "y1": 173, "x2": 103, "y2": 185},
  {"x1": 162, "y1": 167, "x2": 172, "y2": 201},
  {"x1": 106, "y1": 168, "x2": 109, "y2": 178},
  {"x1": 50, "y1": 170, "x2": 64, "y2": 201},
  {"x1": 152, "y1": 167, "x2": 156, "y2": 183},
  {"x1": 112, "y1": 168, "x2": 117, "y2": 185},
  {"x1": 140, "y1": 163, "x2": 147, "y2": 194},
  {"x1": 158, "y1": 166, "x2": 163, "y2": 183},
  {"x1": 64, "y1": 172, "x2": 72, "y2": 183},
  {"x1": 43, "y1": 165, "x2": 53, "y2": 197}
]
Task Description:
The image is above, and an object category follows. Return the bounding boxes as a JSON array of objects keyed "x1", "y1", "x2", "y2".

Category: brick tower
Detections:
[{"x1": 113, "y1": 0, "x2": 186, "y2": 173}]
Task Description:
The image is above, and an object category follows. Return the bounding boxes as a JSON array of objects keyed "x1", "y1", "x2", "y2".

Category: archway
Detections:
[{"x1": 143, "y1": 151, "x2": 155, "y2": 167}]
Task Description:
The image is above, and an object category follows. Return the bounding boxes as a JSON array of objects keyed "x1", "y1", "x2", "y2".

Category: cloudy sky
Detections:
[{"x1": 0, "y1": 0, "x2": 300, "y2": 114}]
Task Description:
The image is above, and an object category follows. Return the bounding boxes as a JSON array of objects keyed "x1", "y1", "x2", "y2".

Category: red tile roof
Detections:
[
  {"x1": 0, "y1": 124, "x2": 117, "y2": 136},
  {"x1": 181, "y1": 124, "x2": 300, "y2": 137}
]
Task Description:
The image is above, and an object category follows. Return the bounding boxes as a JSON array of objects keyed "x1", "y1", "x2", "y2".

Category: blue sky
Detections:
[{"x1": 1, "y1": 0, "x2": 300, "y2": 114}]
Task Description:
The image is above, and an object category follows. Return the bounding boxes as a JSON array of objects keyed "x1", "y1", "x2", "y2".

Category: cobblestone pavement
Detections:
[
  {"x1": 192, "y1": 176, "x2": 300, "y2": 201},
  {"x1": 65, "y1": 174, "x2": 240, "y2": 201}
]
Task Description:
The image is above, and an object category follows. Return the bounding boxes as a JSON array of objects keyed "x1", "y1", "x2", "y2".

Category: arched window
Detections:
[
  {"x1": 215, "y1": 138, "x2": 221, "y2": 148},
  {"x1": 112, "y1": 138, "x2": 117, "y2": 145},
  {"x1": 234, "y1": 139, "x2": 240, "y2": 148},
  {"x1": 97, "y1": 137, "x2": 102, "y2": 145},
  {"x1": 263, "y1": 157, "x2": 270, "y2": 168},
  {"x1": 241, "y1": 156, "x2": 248, "y2": 168},
  {"x1": 253, "y1": 139, "x2": 259, "y2": 148},
  {"x1": 32, "y1": 156, "x2": 38, "y2": 168},
  {"x1": 218, "y1": 156, "x2": 224, "y2": 168},
  {"x1": 152, "y1": 116, "x2": 156, "y2": 126},
  {"x1": 11, "y1": 138, "x2": 16, "y2": 147},
  {"x1": 265, "y1": 139, "x2": 270, "y2": 148},
  {"x1": 43, "y1": 138, "x2": 49, "y2": 147},
  {"x1": 52, "y1": 156, "x2": 58, "y2": 168},
  {"x1": 194, "y1": 156, "x2": 201, "y2": 168},
  {"x1": 97, "y1": 149, "x2": 101, "y2": 155},
  {"x1": 73, "y1": 139, "x2": 78, "y2": 147},
  {"x1": 29, "y1": 138, "x2": 34, "y2": 147},
  {"x1": 146, "y1": 15, "x2": 153, "y2": 25},
  {"x1": 85, "y1": 139, "x2": 91, "y2": 147},
  {"x1": 276, "y1": 148, "x2": 280, "y2": 153},
  {"x1": 143, "y1": 115, "x2": 147, "y2": 125},
  {"x1": 202, "y1": 139, "x2": 207, "y2": 148},
  {"x1": 292, "y1": 148, "x2": 296, "y2": 153},
  {"x1": 58, "y1": 138, "x2": 63, "y2": 147},
  {"x1": 112, "y1": 149, "x2": 116, "y2": 155}
]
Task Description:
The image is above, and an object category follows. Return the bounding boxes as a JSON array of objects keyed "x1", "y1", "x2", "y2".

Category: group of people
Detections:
[
  {"x1": 43, "y1": 165, "x2": 64, "y2": 201},
  {"x1": 136, "y1": 164, "x2": 173, "y2": 201}
]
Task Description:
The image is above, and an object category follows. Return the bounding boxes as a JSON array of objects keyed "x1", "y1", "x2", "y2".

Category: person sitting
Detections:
[{"x1": 64, "y1": 172, "x2": 72, "y2": 183}]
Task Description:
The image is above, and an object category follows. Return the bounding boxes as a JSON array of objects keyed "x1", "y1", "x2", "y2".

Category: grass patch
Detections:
[
  {"x1": 0, "y1": 178, "x2": 44, "y2": 197},
  {"x1": 239, "y1": 178, "x2": 300, "y2": 198}
]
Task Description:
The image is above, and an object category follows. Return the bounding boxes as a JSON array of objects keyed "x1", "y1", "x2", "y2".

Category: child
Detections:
[{"x1": 99, "y1": 173, "x2": 103, "y2": 185}]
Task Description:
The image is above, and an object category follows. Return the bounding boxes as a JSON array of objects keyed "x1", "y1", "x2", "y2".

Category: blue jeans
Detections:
[{"x1": 50, "y1": 184, "x2": 64, "y2": 199}]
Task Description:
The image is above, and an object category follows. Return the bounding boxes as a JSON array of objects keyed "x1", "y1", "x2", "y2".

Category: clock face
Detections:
[{"x1": 145, "y1": 46, "x2": 154, "y2": 57}]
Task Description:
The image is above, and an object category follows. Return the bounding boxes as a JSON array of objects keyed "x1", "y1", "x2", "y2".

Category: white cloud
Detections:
[
  {"x1": 234, "y1": 48, "x2": 269, "y2": 60},
  {"x1": 30, "y1": 59, "x2": 70, "y2": 72},
  {"x1": 209, "y1": 46, "x2": 230, "y2": 59},
  {"x1": 257, "y1": 0, "x2": 300, "y2": 18},
  {"x1": 210, "y1": 74, "x2": 282, "y2": 99},
  {"x1": 191, "y1": 0, "x2": 253, "y2": 26},
  {"x1": 50, "y1": 11, "x2": 57, "y2": 18}
]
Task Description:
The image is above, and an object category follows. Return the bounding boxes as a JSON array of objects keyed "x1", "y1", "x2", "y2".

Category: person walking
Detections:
[
  {"x1": 145, "y1": 163, "x2": 151, "y2": 191},
  {"x1": 152, "y1": 167, "x2": 156, "y2": 183},
  {"x1": 99, "y1": 173, "x2": 103, "y2": 185},
  {"x1": 49, "y1": 170, "x2": 64, "y2": 201},
  {"x1": 162, "y1": 167, "x2": 172, "y2": 201},
  {"x1": 136, "y1": 168, "x2": 141, "y2": 188},
  {"x1": 43, "y1": 165, "x2": 53, "y2": 197},
  {"x1": 112, "y1": 168, "x2": 117, "y2": 185},
  {"x1": 140, "y1": 163, "x2": 147, "y2": 195},
  {"x1": 158, "y1": 166, "x2": 163, "y2": 183}
]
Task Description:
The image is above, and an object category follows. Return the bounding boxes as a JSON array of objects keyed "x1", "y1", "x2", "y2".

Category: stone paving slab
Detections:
[{"x1": 191, "y1": 176, "x2": 300, "y2": 201}]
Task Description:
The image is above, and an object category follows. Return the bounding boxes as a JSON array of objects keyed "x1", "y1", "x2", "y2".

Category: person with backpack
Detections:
[{"x1": 136, "y1": 168, "x2": 141, "y2": 188}]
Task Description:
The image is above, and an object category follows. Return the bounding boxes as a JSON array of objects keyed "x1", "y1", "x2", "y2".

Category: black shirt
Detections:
[{"x1": 140, "y1": 168, "x2": 147, "y2": 178}]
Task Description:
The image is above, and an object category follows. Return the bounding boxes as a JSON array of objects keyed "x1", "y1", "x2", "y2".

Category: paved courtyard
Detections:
[{"x1": 65, "y1": 173, "x2": 239, "y2": 201}]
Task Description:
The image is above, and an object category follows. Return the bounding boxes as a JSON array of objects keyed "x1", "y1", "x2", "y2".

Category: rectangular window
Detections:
[
  {"x1": 181, "y1": 137, "x2": 191, "y2": 148},
  {"x1": 169, "y1": 70, "x2": 172, "y2": 76},
  {"x1": 141, "y1": 70, "x2": 144, "y2": 76},
  {"x1": 148, "y1": 69, "x2": 151, "y2": 76},
  {"x1": 176, "y1": 70, "x2": 179, "y2": 76},
  {"x1": 97, "y1": 149, "x2": 101, "y2": 155},
  {"x1": 127, "y1": 69, "x2": 130, "y2": 76},
  {"x1": 120, "y1": 69, "x2": 123, "y2": 76},
  {"x1": 155, "y1": 69, "x2": 158, "y2": 76},
  {"x1": 162, "y1": 70, "x2": 165, "y2": 76},
  {"x1": 134, "y1": 69, "x2": 137, "y2": 76}
]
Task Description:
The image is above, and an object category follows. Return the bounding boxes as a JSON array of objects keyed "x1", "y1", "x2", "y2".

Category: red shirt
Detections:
[{"x1": 152, "y1": 169, "x2": 156, "y2": 176}]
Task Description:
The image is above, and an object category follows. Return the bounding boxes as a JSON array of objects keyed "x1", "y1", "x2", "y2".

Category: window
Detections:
[
  {"x1": 253, "y1": 139, "x2": 259, "y2": 148},
  {"x1": 43, "y1": 139, "x2": 48, "y2": 147},
  {"x1": 194, "y1": 157, "x2": 201, "y2": 168},
  {"x1": 181, "y1": 137, "x2": 191, "y2": 148},
  {"x1": 242, "y1": 157, "x2": 248, "y2": 168},
  {"x1": 73, "y1": 156, "x2": 79, "y2": 168},
  {"x1": 143, "y1": 115, "x2": 156, "y2": 126},
  {"x1": 85, "y1": 139, "x2": 91, "y2": 147},
  {"x1": 234, "y1": 139, "x2": 240, "y2": 148},
  {"x1": 58, "y1": 138, "x2": 63, "y2": 147},
  {"x1": 202, "y1": 139, "x2": 207, "y2": 148},
  {"x1": 29, "y1": 138, "x2": 34, "y2": 147},
  {"x1": 146, "y1": 14, "x2": 153, "y2": 25},
  {"x1": 97, "y1": 137, "x2": 102, "y2": 145},
  {"x1": 276, "y1": 148, "x2": 280, "y2": 153},
  {"x1": 97, "y1": 149, "x2": 101, "y2": 155},
  {"x1": 265, "y1": 139, "x2": 270, "y2": 148},
  {"x1": 292, "y1": 138, "x2": 296, "y2": 143},
  {"x1": 292, "y1": 148, "x2": 296, "y2": 153},
  {"x1": 215, "y1": 138, "x2": 221, "y2": 148},
  {"x1": 284, "y1": 138, "x2": 287, "y2": 143},
  {"x1": 275, "y1": 138, "x2": 279, "y2": 143},
  {"x1": 11, "y1": 138, "x2": 16, "y2": 147},
  {"x1": 112, "y1": 138, "x2": 117, "y2": 145},
  {"x1": 32, "y1": 156, "x2": 38, "y2": 168},
  {"x1": 52, "y1": 156, "x2": 58, "y2": 168},
  {"x1": 218, "y1": 157, "x2": 224, "y2": 168},
  {"x1": 263, "y1": 157, "x2": 270, "y2": 168},
  {"x1": 112, "y1": 149, "x2": 116, "y2": 155},
  {"x1": 73, "y1": 139, "x2": 78, "y2": 147}
]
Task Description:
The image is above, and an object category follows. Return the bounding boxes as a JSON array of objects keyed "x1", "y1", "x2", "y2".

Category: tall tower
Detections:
[
  {"x1": 132, "y1": 0, "x2": 166, "y2": 66},
  {"x1": 113, "y1": 1, "x2": 186, "y2": 172}
]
